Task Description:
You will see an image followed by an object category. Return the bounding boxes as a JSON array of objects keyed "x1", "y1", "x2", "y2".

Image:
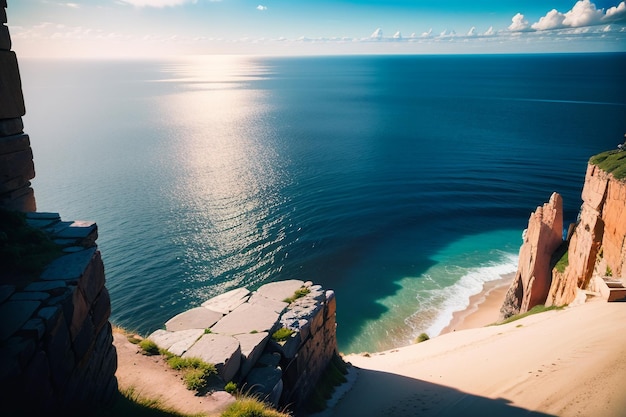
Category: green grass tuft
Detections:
[
  {"x1": 415, "y1": 333, "x2": 430, "y2": 343},
  {"x1": 0, "y1": 209, "x2": 63, "y2": 286},
  {"x1": 94, "y1": 387, "x2": 203, "y2": 417},
  {"x1": 224, "y1": 381, "x2": 238, "y2": 395},
  {"x1": 271, "y1": 327, "x2": 294, "y2": 342},
  {"x1": 555, "y1": 251, "x2": 569, "y2": 273},
  {"x1": 220, "y1": 396, "x2": 292, "y2": 417},
  {"x1": 589, "y1": 150, "x2": 626, "y2": 180},
  {"x1": 497, "y1": 304, "x2": 565, "y2": 325},
  {"x1": 139, "y1": 339, "x2": 160, "y2": 356},
  {"x1": 283, "y1": 286, "x2": 311, "y2": 303}
]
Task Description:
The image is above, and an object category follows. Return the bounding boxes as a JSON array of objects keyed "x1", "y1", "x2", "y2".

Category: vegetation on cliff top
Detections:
[
  {"x1": 0, "y1": 209, "x2": 63, "y2": 286},
  {"x1": 589, "y1": 150, "x2": 626, "y2": 180}
]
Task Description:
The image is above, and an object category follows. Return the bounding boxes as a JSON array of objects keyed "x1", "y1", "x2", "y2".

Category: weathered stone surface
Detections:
[
  {"x1": 255, "y1": 279, "x2": 305, "y2": 302},
  {"x1": 0, "y1": 24, "x2": 10, "y2": 51},
  {"x1": 501, "y1": 192, "x2": 563, "y2": 318},
  {"x1": 0, "y1": 300, "x2": 40, "y2": 340},
  {"x1": 148, "y1": 328, "x2": 205, "y2": 356},
  {"x1": 0, "y1": 51, "x2": 24, "y2": 119},
  {"x1": 547, "y1": 164, "x2": 626, "y2": 306},
  {"x1": 248, "y1": 292, "x2": 289, "y2": 314},
  {"x1": 211, "y1": 302, "x2": 281, "y2": 335},
  {"x1": 246, "y1": 365, "x2": 283, "y2": 407},
  {"x1": 40, "y1": 247, "x2": 97, "y2": 282},
  {"x1": 601, "y1": 173, "x2": 626, "y2": 278},
  {"x1": 0, "y1": 132, "x2": 29, "y2": 153},
  {"x1": 0, "y1": 117, "x2": 23, "y2": 137},
  {"x1": 234, "y1": 332, "x2": 270, "y2": 378},
  {"x1": 165, "y1": 307, "x2": 223, "y2": 332},
  {"x1": 201, "y1": 287, "x2": 250, "y2": 315},
  {"x1": 0, "y1": 147, "x2": 34, "y2": 180},
  {"x1": 182, "y1": 333, "x2": 241, "y2": 382}
]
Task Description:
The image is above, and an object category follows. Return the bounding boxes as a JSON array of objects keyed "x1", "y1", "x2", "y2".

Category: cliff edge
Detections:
[{"x1": 501, "y1": 147, "x2": 626, "y2": 319}]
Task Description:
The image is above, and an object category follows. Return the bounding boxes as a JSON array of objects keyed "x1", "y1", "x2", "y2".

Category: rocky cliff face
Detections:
[
  {"x1": 547, "y1": 163, "x2": 626, "y2": 306},
  {"x1": 501, "y1": 159, "x2": 626, "y2": 319},
  {"x1": 500, "y1": 192, "x2": 564, "y2": 319}
]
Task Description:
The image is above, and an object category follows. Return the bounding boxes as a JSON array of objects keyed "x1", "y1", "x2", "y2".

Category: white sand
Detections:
[{"x1": 332, "y1": 296, "x2": 626, "y2": 417}]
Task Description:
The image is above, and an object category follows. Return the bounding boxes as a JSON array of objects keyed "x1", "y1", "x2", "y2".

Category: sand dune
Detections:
[{"x1": 332, "y1": 297, "x2": 626, "y2": 417}]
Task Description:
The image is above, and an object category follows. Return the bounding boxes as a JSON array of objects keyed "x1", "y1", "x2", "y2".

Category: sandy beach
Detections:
[
  {"x1": 113, "y1": 274, "x2": 626, "y2": 417},
  {"x1": 439, "y1": 273, "x2": 514, "y2": 335},
  {"x1": 332, "y1": 287, "x2": 626, "y2": 417}
]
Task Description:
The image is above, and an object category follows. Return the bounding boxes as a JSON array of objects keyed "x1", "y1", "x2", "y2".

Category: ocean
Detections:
[{"x1": 19, "y1": 53, "x2": 626, "y2": 354}]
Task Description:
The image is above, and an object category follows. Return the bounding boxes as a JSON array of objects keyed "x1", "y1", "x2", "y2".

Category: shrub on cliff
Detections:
[
  {"x1": 590, "y1": 150, "x2": 626, "y2": 179},
  {"x1": 0, "y1": 208, "x2": 63, "y2": 285},
  {"x1": 220, "y1": 396, "x2": 292, "y2": 417}
]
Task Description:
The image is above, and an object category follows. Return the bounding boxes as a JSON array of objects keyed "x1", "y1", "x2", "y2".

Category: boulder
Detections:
[
  {"x1": 182, "y1": 333, "x2": 241, "y2": 383},
  {"x1": 201, "y1": 287, "x2": 250, "y2": 315},
  {"x1": 234, "y1": 332, "x2": 270, "y2": 379},
  {"x1": 211, "y1": 302, "x2": 281, "y2": 336},
  {"x1": 148, "y1": 328, "x2": 205, "y2": 356},
  {"x1": 165, "y1": 307, "x2": 223, "y2": 332}
]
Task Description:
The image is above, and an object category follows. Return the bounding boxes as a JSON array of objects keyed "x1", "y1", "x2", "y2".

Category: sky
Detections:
[{"x1": 6, "y1": 0, "x2": 626, "y2": 57}]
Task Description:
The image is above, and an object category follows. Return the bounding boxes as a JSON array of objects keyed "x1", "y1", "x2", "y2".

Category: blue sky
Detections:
[{"x1": 6, "y1": 0, "x2": 626, "y2": 57}]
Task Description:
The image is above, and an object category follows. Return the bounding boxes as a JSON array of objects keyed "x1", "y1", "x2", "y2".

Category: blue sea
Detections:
[{"x1": 19, "y1": 53, "x2": 626, "y2": 354}]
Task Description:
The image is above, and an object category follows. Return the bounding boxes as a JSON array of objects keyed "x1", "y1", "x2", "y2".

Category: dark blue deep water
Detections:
[{"x1": 20, "y1": 53, "x2": 626, "y2": 353}]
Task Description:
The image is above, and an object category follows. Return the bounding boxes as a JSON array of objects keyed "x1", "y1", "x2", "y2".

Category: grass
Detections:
[
  {"x1": 93, "y1": 387, "x2": 204, "y2": 417},
  {"x1": 589, "y1": 149, "x2": 626, "y2": 180},
  {"x1": 0, "y1": 208, "x2": 63, "y2": 285},
  {"x1": 415, "y1": 332, "x2": 430, "y2": 343},
  {"x1": 271, "y1": 327, "x2": 294, "y2": 342},
  {"x1": 94, "y1": 388, "x2": 294, "y2": 417},
  {"x1": 496, "y1": 304, "x2": 565, "y2": 326},
  {"x1": 282, "y1": 287, "x2": 311, "y2": 304},
  {"x1": 555, "y1": 251, "x2": 569, "y2": 273},
  {"x1": 138, "y1": 338, "x2": 217, "y2": 392},
  {"x1": 220, "y1": 396, "x2": 292, "y2": 417}
]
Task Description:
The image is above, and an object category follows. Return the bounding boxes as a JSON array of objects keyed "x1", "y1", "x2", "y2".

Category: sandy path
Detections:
[
  {"x1": 333, "y1": 298, "x2": 626, "y2": 417},
  {"x1": 112, "y1": 328, "x2": 235, "y2": 416}
]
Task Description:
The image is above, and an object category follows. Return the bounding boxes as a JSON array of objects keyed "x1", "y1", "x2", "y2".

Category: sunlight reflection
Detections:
[{"x1": 155, "y1": 55, "x2": 288, "y2": 298}]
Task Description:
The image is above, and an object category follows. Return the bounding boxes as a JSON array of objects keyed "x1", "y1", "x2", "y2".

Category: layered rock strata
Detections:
[
  {"x1": 148, "y1": 279, "x2": 339, "y2": 410},
  {"x1": 500, "y1": 192, "x2": 564, "y2": 318},
  {"x1": 547, "y1": 163, "x2": 626, "y2": 306},
  {"x1": 0, "y1": 0, "x2": 36, "y2": 212}
]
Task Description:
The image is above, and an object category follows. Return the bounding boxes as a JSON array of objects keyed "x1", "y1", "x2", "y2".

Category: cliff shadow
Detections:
[{"x1": 326, "y1": 366, "x2": 557, "y2": 417}]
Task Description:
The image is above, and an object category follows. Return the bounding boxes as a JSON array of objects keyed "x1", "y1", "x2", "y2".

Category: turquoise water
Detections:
[{"x1": 19, "y1": 53, "x2": 626, "y2": 354}]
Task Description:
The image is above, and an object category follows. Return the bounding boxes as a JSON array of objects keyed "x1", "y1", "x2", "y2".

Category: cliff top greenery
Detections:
[
  {"x1": 589, "y1": 149, "x2": 626, "y2": 180},
  {"x1": 0, "y1": 209, "x2": 63, "y2": 286}
]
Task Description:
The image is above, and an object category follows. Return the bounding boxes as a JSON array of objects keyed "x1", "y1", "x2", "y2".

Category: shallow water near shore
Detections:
[{"x1": 20, "y1": 53, "x2": 626, "y2": 354}]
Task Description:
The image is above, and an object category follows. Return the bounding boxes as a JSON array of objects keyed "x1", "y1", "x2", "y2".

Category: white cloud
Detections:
[
  {"x1": 526, "y1": 1, "x2": 626, "y2": 32},
  {"x1": 484, "y1": 26, "x2": 495, "y2": 36},
  {"x1": 467, "y1": 27, "x2": 476, "y2": 36},
  {"x1": 393, "y1": 31, "x2": 402, "y2": 39},
  {"x1": 257, "y1": 5, "x2": 267, "y2": 11},
  {"x1": 370, "y1": 28, "x2": 383, "y2": 39},
  {"x1": 421, "y1": 28, "x2": 433, "y2": 38},
  {"x1": 120, "y1": 0, "x2": 196, "y2": 7},
  {"x1": 508, "y1": 13, "x2": 532, "y2": 32},
  {"x1": 604, "y1": 2, "x2": 626, "y2": 22},
  {"x1": 532, "y1": 9, "x2": 566, "y2": 30},
  {"x1": 563, "y1": 0, "x2": 604, "y2": 27}
]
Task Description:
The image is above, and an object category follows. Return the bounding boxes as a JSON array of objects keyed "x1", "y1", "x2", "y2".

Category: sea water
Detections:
[{"x1": 19, "y1": 53, "x2": 626, "y2": 354}]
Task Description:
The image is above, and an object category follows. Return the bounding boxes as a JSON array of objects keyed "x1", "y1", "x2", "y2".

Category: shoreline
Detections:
[{"x1": 439, "y1": 272, "x2": 514, "y2": 335}]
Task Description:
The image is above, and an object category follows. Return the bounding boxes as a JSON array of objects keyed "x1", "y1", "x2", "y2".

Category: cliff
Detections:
[
  {"x1": 501, "y1": 149, "x2": 626, "y2": 319},
  {"x1": 500, "y1": 192, "x2": 564, "y2": 318}
]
